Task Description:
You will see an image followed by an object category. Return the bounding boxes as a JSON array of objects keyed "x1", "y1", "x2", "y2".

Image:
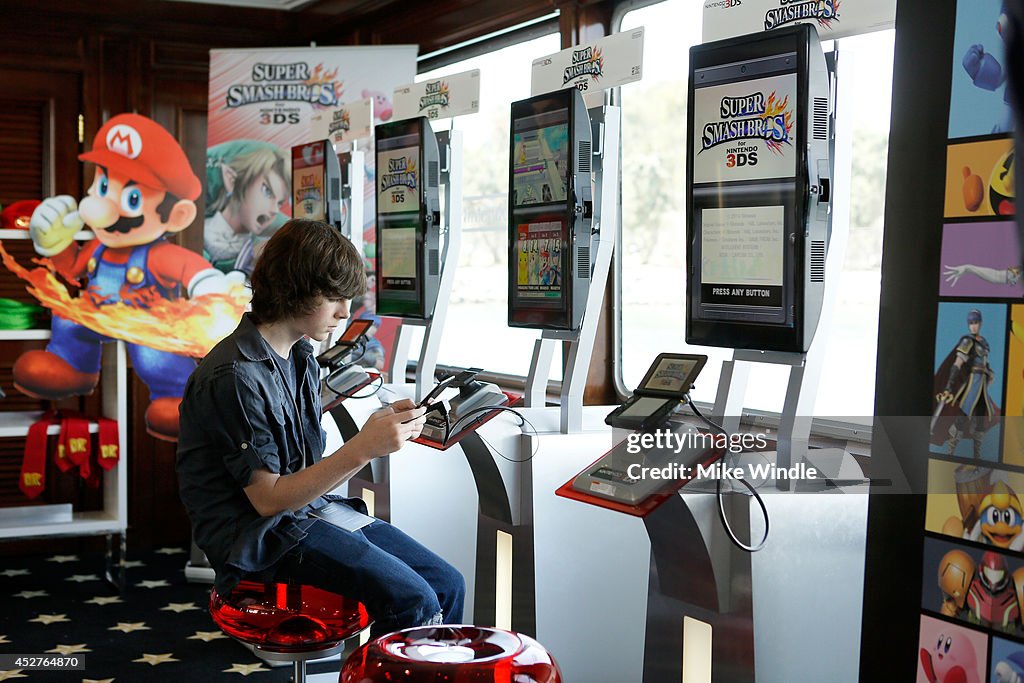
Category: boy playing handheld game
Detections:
[{"x1": 176, "y1": 218, "x2": 464, "y2": 635}]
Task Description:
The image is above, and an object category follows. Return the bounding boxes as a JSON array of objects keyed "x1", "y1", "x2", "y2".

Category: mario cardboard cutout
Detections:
[{"x1": 10, "y1": 114, "x2": 236, "y2": 442}]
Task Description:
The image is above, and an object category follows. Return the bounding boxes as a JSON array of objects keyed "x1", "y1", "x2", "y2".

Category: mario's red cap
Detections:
[
  {"x1": 79, "y1": 113, "x2": 201, "y2": 201},
  {"x1": 1, "y1": 200, "x2": 41, "y2": 230}
]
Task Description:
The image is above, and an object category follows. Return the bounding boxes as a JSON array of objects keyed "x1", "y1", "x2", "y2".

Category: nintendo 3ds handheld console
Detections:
[
  {"x1": 316, "y1": 319, "x2": 374, "y2": 369},
  {"x1": 605, "y1": 353, "x2": 708, "y2": 431}
]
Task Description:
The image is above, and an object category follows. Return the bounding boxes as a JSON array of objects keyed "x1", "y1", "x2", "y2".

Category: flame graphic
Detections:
[
  {"x1": 307, "y1": 63, "x2": 345, "y2": 107},
  {"x1": 0, "y1": 242, "x2": 250, "y2": 357},
  {"x1": 818, "y1": 0, "x2": 840, "y2": 29},
  {"x1": 591, "y1": 48, "x2": 604, "y2": 81},
  {"x1": 761, "y1": 91, "x2": 793, "y2": 155}
]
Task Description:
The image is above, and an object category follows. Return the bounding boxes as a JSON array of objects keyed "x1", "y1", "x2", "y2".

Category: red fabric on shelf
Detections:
[{"x1": 20, "y1": 411, "x2": 58, "y2": 499}]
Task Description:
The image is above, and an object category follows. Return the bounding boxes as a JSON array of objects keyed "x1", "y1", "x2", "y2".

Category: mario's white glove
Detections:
[
  {"x1": 29, "y1": 195, "x2": 84, "y2": 257},
  {"x1": 187, "y1": 268, "x2": 246, "y2": 298}
]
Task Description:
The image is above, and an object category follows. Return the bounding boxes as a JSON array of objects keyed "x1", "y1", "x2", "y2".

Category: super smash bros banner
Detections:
[{"x1": 204, "y1": 46, "x2": 415, "y2": 278}]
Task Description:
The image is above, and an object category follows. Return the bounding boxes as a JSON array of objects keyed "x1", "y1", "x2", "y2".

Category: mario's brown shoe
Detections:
[
  {"x1": 145, "y1": 397, "x2": 182, "y2": 442},
  {"x1": 13, "y1": 350, "x2": 99, "y2": 400}
]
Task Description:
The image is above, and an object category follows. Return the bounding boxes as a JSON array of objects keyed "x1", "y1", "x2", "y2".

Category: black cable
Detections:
[
  {"x1": 337, "y1": 338, "x2": 368, "y2": 369},
  {"x1": 446, "y1": 405, "x2": 523, "y2": 441},
  {"x1": 683, "y1": 397, "x2": 771, "y2": 493},
  {"x1": 684, "y1": 394, "x2": 770, "y2": 553},
  {"x1": 339, "y1": 373, "x2": 384, "y2": 399},
  {"x1": 460, "y1": 409, "x2": 541, "y2": 463},
  {"x1": 475, "y1": 420, "x2": 541, "y2": 464},
  {"x1": 442, "y1": 404, "x2": 539, "y2": 462}
]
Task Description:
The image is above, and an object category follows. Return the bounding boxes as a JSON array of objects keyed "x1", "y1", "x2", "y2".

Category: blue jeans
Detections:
[
  {"x1": 268, "y1": 518, "x2": 465, "y2": 638},
  {"x1": 49, "y1": 315, "x2": 196, "y2": 399}
]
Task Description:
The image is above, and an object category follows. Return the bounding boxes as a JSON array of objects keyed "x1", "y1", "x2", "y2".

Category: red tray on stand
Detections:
[
  {"x1": 412, "y1": 392, "x2": 523, "y2": 451},
  {"x1": 321, "y1": 371, "x2": 382, "y2": 413},
  {"x1": 555, "y1": 436, "x2": 725, "y2": 518}
]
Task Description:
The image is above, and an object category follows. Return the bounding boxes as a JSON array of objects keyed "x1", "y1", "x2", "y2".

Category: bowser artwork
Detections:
[{"x1": 10, "y1": 114, "x2": 237, "y2": 442}]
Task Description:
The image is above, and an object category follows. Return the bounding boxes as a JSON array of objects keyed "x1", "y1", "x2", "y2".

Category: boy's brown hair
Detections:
[{"x1": 249, "y1": 218, "x2": 366, "y2": 323}]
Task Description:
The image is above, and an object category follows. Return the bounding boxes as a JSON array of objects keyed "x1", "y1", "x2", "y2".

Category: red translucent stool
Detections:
[
  {"x1": 340, "y1": 625, "x2": 562, "y2": 682},
  {"x1": 210, "y1": 580, "x2": 371, "y2": 683}
]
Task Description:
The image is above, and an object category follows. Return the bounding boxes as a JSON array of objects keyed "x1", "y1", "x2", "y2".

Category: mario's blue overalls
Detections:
[{"x1": 47, "y1": 239, "x2": 197, "y2": 400}]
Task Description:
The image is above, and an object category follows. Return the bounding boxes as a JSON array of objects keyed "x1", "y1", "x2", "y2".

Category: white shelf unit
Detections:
[
  {"x1": 0, "y1": 330, "x2": 51, "y2": 341},
  {"x1": 0, "y1": 341, "x2": 128, "y2": 542},
  {"x1": 0, "y1": 229, "x2": 93, "y2": 241},
  {"x1": 0, "y1": 228, "x2": 92, "y2": 342}
]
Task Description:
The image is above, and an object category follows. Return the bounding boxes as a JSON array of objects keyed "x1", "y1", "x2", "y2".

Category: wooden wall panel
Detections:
[{"x1": 0, "y1": 102, "x2": 47, "y2": 206}]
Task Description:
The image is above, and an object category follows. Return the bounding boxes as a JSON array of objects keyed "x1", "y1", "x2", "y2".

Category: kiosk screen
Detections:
[
  {"x1": 692, "y1": 72, "x2": 798, "y2": 184},
  {"x1": 508, "y1": 88, "x2": 590, "y2": 330},
  {"x1": 376, "y1": 128, "x2": 423, "y2": 315},
  {"x1": 698, "y1": 205, "x2": 785, "y2": 312},
  {"x1": 512, "y1": 108, "x2": 569, "y2": 207},
  {"x1": 513, "y1": 219, "x2": 565, "y2": 307},
  {"x1": 686, "y1": 24, "x2": 831, "y2": 352}
]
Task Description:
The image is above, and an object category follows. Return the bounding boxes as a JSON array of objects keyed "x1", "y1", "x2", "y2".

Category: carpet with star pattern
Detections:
[{"x1": 0, "y1": 545, "x2": 352, "y2": 681}]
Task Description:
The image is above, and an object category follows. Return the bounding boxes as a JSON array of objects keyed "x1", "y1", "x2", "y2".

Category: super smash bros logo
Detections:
[
  {"x1": 700, "y1": 91, "x2": 791, "y2": 153},
  {"x1": 380, "y1": 157, "x2": 417, "y2": 192},
  {"x1": 651, "y1": 369, "x2": 685, "y2": 384},
  {"x1": 225, "y1": 62, "x2": 342, "y2": 109},
  {"x1": 563, "y1": 46, "x2": 603, "y2": 84},
  {"x1": 328, "y1": 109, "x2": 351, "y2": 136},
  {"x1": 765, "y1": 0, "x2": 839, "y2": 31},
  {"x1": 419, "y1": 81, "x2": 450, "y2": 111}
]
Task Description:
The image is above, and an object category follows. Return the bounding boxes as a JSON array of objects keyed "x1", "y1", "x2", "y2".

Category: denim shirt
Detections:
[{"x1": 176, "y1": 313, "x2": 331, "y2": 594}]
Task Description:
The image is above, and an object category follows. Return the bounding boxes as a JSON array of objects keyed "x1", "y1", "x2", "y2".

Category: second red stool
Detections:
[{"x1": 340, "y1": 625, "x2": 562, "y2": 682}]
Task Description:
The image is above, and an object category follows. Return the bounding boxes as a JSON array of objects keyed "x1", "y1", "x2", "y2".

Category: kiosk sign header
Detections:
[
  {"x1": 311, "y1": 97, "x2": 374, "y2": 147},
  {"x1": 393, "y1": 69, "x2": 480, "y2": 121},
  {"x1": 702, "y1": 0, "x2": 895, "y2": 42},
  {"x1": 531, "y1": 28, "x2": 645, "y2": 97}
]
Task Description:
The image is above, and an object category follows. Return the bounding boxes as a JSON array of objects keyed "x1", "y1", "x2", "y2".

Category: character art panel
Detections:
[
  {"x1": 932, "y1": 302, "x2": 1007, "y2": 462},
  {"x1": 918, "y1": 613, "x2": 988, "y2": 683},
  {"x1": 941, "y1": 222, "x2": 1024, "y2": 299},
  {"x1": 948, "y1": 0, "x2": 1016, "y2": 138},
  {"x1": 922, "y1": 536, "x2": 1024, "y2": 638},
  {"x1": 925, "y1": 459, "x2": 1024, "y2": 552},
  {"x1": 944, "y1": 138, "x2": 1016, "y2": 219},
  {"x1": 990, "y1": 636, "x2": 1024, "y2": 683}
]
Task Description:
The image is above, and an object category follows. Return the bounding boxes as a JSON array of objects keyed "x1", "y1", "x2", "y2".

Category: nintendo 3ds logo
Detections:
[{"x1": 704, "y1": 0, "x2": 742, "y2": 8}]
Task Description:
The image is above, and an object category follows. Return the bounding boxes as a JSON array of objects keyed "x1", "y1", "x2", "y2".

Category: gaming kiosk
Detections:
[
  {"x1": 685, "y1": 23, "x2": 839, "y2": 488},
  {"x1": 322, "y1": 116, "x2": 463, "y2": 521},
  {"x1": 406, "y1": 82, "x2": 632, "y2": 665},
  {"x1": 530, "y1": 24, "x2": 866, "y2": 683},
  {"x1": 359, "y1": 81, "x2": 626, "y2": 638}
]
